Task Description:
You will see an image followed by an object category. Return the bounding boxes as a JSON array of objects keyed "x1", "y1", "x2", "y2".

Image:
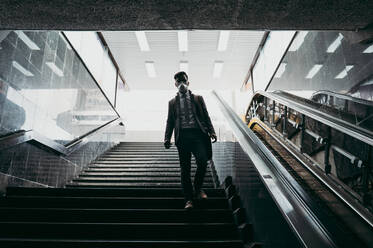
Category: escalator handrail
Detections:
[
  {"x1": 212, "y1": 90, "x2": 337, "y2": 248},
  {"x1": 248, "y1": 90, "x2": 373, "y2": 146},
  {"x1": 311, "y1": 90, "x2": 373, "y2": 107}
]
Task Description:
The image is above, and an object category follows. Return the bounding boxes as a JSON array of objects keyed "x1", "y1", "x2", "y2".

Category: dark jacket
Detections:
[{"x1": 164, "y1": 90, "x2": 215, "y2": 159}]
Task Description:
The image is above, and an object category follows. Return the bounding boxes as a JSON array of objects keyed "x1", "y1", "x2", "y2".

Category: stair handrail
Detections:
[
  {"x1": 247, "y1": 91, "x2": 373, "y2": 146},
  {"x1": 212, "y1": 90, "x2": 337, "y2": 248},
  {"x1": 0, "y1": 118, "x2": 122, "y2": 155}
]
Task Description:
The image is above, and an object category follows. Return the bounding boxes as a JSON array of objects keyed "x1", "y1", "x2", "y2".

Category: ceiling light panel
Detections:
[
  {"x1": 327, "y1": 33, "x2": 343, "y2": 53},
  {"x1": 363, "y1": 44, "x2": 373, "y2": 53},
  {"x1": 179, "y1": 61, "x2": 188, "y2": 73},
  {"x1": 335, "y1": 65, "x2": 354, "y2": 79},
  {"x1": 288, "y1": 31, "x2": 308, "y2": 52},
  {"x1": 178, "y1": 31, "x2": 188, "y2": 52},
  {"x1": 135, "y1": 31, "x2": 150, "y2": 51},
  {"x1": 213, "y1": 61, "x2": 224, "y2": 78},
  {"x1": 46, "y1": 62, "x2": 64, "y2": 77},
  {"x1": 12, "y1": 61, "x2": 34, "y2": 76},
  {"x1": 145, "y1": 61, "x2": 156, "y2": 78},
  {"x1": 305, "y1": 64, "x2": 322, "y2": 79},
  {"x1": 15, "y1": 31, "x2": 40, "y2": 50},
  {"x1": 217, "y1": 31, "x2": 230, "y2": 51}
]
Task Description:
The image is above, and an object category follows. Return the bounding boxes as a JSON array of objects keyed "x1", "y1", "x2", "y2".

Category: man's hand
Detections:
[
  {"x1": 209, "y1": 133, "x2": 217, "y2": 143},
  {"x1": 164, "y1": 140, "x2": 171, "y2": 149}
]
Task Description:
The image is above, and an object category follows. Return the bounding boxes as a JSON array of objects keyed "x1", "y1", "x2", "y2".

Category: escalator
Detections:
[{"x1": 236, "y1": 90, "x2": 373, "y2": 247}]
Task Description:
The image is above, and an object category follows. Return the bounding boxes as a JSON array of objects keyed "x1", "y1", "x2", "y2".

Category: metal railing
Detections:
[{"x1": 0, "y1": 118, "x2": 122, "y2": 156}]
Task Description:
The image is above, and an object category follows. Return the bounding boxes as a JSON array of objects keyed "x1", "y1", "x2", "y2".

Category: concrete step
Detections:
[
  {"x1": 89, "y1": 164, "x2": 198, "y2": 167},
  {"x1": 74, "y1": 176, "x2": 214, "y2": 182},
  {"x1": 0, "y1": 239, "x2": 243, "y2": 248},
  {"x1": 0, "y1": 208, "x2": 233, "y2": 223},
  {"x1": 100, "y1": 155, "x2": 182, "y2": 158},
  {"x1": 0, "y1": 196, "x2": 229, "y2": 209},
  {"x1": 80, "y1": 172, "x2": 212, "y2": 177},
  {"x1": 0, "y1": 222, "x2": 239, "y2": 240},
  {"x1": 5, "y1": 187, "x2": 225, "y2": 197},
  {"x1": 65, "y1": 183, "x2": 215, "y2": 188},
  {"x1": 91, "y1": 161, "x2": 190, "y2": 164},
  {"x1": 106, "y1": 151, "x2": 180, "y2": 154},
  {"x1": 83, "y1": 168, "x2": 211, "y2": 173}
]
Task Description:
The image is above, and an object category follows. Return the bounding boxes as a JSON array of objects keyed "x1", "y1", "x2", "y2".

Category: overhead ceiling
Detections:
[
  {"x1": 0, "y1": 1, "x2": 372, "y2": 31},
  {"x1": 103, "y1": 30, "x2": 264, "y2": 90}
]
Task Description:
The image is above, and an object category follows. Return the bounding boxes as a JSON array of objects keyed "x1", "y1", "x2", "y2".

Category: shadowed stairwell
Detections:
[{"x1": 0, "y1": 142, "x2": 243, "y2": 247}]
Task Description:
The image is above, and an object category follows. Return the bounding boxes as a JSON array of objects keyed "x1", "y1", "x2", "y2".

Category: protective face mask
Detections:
[{"x1": 178, "y1": 83, "x2": 188, "y2": 93}]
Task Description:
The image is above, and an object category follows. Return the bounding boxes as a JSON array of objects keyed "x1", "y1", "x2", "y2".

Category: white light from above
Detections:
[
  {"x1": 335, "y1": 65, "x2": 354, "y2": 79},
  {"x1": 135, "y1": 31, "x2": 150, "y2": 51},
  {"x1": 178, "y1": 31, "x2": 188, "y2": 52},
  {"x1": 46, "y1": 62, "x2": 64, "y2": 77},
  {"x1": 288, "y1": 31, "x2": 308, "y2": 52},
  {"x1": 15, "y1": 31, "x2": 40, "y2": 50},
  {"x1": 179, "y1": 61, "x2": 188, "y2": 73},
  {"x1": 363, "y1": 44, "x2": 373, "y2": 53},
  {"x1": 145, "y1": 61, "x2": 156, "y2": 78},
  {"x1": 327, "y1": 33, "x2": 343, "y2": 53},
  {"x1": 217, "y1": 31, "x2": 230, "y2": 51},
  {"x1": 305, "y1": 64, "x2": 322, "y2": 79},
  {"x1": 274, "y1": 63, "x2": 287, "y2": 78},
  {"x1": 213, "y1": 61, "x2": 224, "y2": 78},
  {"x1": 12, "y1": 61, "x2": 34, "y2": 77}
]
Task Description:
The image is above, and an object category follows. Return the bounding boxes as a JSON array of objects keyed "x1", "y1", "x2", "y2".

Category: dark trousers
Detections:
[{"x1": 176, "y1": 128, "x2": 209, "y2": 201}]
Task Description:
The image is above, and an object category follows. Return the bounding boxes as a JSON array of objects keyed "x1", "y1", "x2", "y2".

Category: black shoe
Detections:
[{"x1": 184, "y1": 200, "x2": 193, "y2": 209}]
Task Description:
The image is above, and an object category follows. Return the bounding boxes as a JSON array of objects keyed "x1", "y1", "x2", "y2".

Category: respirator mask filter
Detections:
[{"x1": 177, "y1": 82, "x2": 188, "y2": 94}]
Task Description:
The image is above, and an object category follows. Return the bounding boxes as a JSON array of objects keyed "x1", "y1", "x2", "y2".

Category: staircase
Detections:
[{"x1": 0, "y1": 142, "x2": 243, "y2": 247}]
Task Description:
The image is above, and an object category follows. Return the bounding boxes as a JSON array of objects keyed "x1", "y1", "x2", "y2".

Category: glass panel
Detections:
[
  {"x1": 0, "y1": 31, "x2": 118, "y2": 144},
  {"x1": 100, "y1": 49, "x2": 117, "y2": 104},
  {"x1": 64, "y1": 31, "x2": 117, "y2": 105},
  {"x1": 267, "y1": 31, "x2": 373, "y2": 128},
  {"x1": 252, "y1": 31, "x2": 295, "y2": 92},
  {"x1": 268, "y1": 31, "x2": 373, "y2": 99}
]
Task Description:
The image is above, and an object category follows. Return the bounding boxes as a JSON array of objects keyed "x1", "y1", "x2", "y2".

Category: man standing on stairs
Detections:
[{"x1": 164, "y1": 71, "x2": 217, "y2": 209}]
